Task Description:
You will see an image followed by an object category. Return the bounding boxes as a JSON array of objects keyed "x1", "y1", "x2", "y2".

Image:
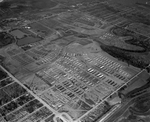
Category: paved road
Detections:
[
  {"x1": 104, "y1": 90, "x2": 150, "y2": 122},
  {"x1": 103, "y1": 100, "x2": 133, "y2": 122},
  {"x1": 0, "y1": 65, "x2": 62, "y2": 122},
  {"x1": 102, "y1": 69, "x2": 146, "y2": 122}
]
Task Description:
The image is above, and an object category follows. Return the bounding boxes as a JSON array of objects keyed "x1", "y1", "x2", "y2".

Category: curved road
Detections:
[{"x1": 103, "y1": 99, "x2": 133, "y2": 122}]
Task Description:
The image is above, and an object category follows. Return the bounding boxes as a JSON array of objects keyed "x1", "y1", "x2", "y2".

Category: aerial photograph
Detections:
[{"x1": 0, "y1": 0, "x2": 150, "y2": 122}]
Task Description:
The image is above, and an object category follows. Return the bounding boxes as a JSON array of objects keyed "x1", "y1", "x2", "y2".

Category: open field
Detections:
[
  {"x1": 28, "y1": 22, "x2": 53, "y2": 37},
  {"x1": 38, "y1": 18, "x2": 62, "y2": 29}
]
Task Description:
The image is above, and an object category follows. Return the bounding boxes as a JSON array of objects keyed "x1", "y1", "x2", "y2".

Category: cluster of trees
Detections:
[
  {"x1": 100, "y1": 45, "x2": 148, "y2": 69},
  {"x1": 111, "y1": 26, "x2": 150, "y2": 51},
  {"x1": 0, "y1": 68, "x2": 7, "y2": 80},
  {"x1": 111, "y1": 26, "x2": 150, "y2": 50},
  {"x1": 129, "y1": 91, "x2": 150, "y2": 115},
  {"x1": 0, "y1": 1, "x2": 11, "y2": 9},
  {"x1": 125, "y1": 37, "x2": 150, "y2": 51},
  {"x1": 0, "y1": 32, "x2": 14, "y2": 47}
]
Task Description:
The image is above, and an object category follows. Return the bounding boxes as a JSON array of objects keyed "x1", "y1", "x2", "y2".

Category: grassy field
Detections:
[
  {"x1": 38, "y1": 18, "x2": 61, "y2": 29},
  {"x1": 28, "y1": 22, "x2": 53, "y2": 37}
]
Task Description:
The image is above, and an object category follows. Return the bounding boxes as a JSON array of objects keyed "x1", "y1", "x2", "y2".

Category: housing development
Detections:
[{"x1": 0, "y1": 0, "x2": 150, "y2": 122}]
